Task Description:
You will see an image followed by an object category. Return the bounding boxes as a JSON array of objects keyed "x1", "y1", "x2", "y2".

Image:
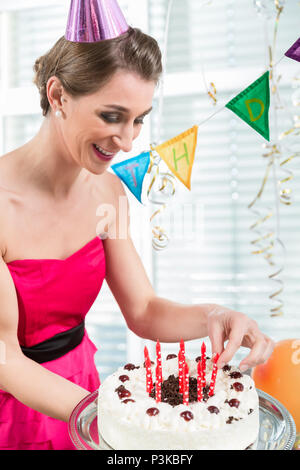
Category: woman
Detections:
[{"x1": 0, "y1": 25, "x2": 274, "y2": 449}]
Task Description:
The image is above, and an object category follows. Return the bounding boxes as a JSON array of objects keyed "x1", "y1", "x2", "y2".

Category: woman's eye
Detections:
[
  {"x1": 100, "y1": 113, "x2": 145, "y2": 125},
  {"x1": 135, "y1": 118, "x2": 145, "y2": 125},
  {"x1": 100, "y1": 113, "x2": 120, "y2": 123}
]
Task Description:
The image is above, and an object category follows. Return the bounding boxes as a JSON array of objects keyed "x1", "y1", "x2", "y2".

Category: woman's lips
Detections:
[{"x1": 92, "y1": 144, "x2": 116, "y2": 162}]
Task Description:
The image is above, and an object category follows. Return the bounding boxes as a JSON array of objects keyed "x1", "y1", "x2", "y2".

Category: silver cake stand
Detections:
[{"x1": 68, "y1": 389, "x2": 296, "y2": 450}]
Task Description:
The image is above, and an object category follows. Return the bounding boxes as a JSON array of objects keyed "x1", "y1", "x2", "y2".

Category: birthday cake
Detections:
[{"x1": 97, "y1": 352, "x2": 259, "y2": 450}]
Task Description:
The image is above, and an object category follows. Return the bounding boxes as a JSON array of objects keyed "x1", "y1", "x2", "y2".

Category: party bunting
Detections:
[
  {"x1": 111, "y1": 151, "x2": 150, "y2": 203},
  {"x1": 153, "y1": 125, "x2": 198, "y2": 190},
  {"x1": 225, "y1": 71, "x2": 270, "y2": 141},
  {"x1": 285, "y1": 37, "x2": 300, "y2": 63}
]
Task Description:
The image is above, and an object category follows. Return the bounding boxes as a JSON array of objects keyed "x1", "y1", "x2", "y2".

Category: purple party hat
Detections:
[{"x1": 65, "y1": 0, "x2": 129, "y2": 43}]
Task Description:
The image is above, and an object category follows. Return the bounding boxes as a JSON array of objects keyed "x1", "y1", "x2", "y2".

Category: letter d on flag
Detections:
[{"x1": 225, "y1": 71, "x2": 270, "y2": 141}]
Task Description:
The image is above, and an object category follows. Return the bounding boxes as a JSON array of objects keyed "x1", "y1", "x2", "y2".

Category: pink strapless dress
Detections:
[{"x1": 0, "y1": 236, "x2": 105, "y2": 450}]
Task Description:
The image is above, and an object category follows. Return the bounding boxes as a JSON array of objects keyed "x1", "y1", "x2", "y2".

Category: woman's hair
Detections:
[{"x1": 33, "y1": 27, "x2": 162, "y2": 116}]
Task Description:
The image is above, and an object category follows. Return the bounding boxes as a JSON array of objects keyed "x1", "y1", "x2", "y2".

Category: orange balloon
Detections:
[{"x1": 252, "y1": 338, "x2": 300, "y2": 432}]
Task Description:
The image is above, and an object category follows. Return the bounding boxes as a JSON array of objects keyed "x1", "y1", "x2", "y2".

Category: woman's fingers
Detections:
[
  {"x1": 216, "y1": 320, "x2": 246, "y2": 368},
  {"x1": 207, "y1": 308, "x2": 275, "y2": 371},
  {"x1": 208, "y1": 319, "x2": 225, "y2": 358},
  {"x1": 239, "y1": 335, "x2": 275, "y2": 371}
]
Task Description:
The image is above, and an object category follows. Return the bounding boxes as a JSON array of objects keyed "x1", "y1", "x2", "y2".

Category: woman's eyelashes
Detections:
[
  {"x1": 100, "y1": 113, "x2": 120, "y2": 123},
  {"x1": 100, "y1": 112, "x2": 145, "y2": 125}
]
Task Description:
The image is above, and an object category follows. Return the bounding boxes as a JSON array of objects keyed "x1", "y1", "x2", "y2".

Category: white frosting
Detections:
[{"x1": 98, "y1": 356, "x2": 259, "y2": 450}]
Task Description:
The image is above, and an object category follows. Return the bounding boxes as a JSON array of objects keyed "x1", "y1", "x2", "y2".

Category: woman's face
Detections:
[{"x1": 56, "y1": 70, "x2": 156, "y2": 173}]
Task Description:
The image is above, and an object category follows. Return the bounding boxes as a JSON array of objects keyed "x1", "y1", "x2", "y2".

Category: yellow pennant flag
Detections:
[{"x1": 154, "y1": 125, "x2": 198, "y2": 190}]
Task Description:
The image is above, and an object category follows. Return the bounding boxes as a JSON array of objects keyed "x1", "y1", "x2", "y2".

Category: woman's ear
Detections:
[{"x1": 46, "y1": 76, "x2": 65, "y2": 114}]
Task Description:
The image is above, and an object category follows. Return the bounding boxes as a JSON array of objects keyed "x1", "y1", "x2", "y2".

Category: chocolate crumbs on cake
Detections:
[
  {"x1": 226, "y1": 416, "x2": 239, "y2": 424},
  {"x1": 149, "y1": 375, "x2": 210, "y2": 406}
]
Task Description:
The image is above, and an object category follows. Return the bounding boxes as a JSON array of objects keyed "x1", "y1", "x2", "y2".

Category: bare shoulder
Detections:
[
  {"x1": 0, "y1": 151, "x2": 23, "y2": 258},
  {"x1": 103, "y1": 170, "x2": 126, "y2": 197},
  {"x1": 99, "y1": 170, "x2": 128, "y2": 212},
  {"x1": 96, "y1": 170, "x2": 130, "y2": 239},
  {"x1": 0, "y1": 184, "x2": 13, "y2": 259}
]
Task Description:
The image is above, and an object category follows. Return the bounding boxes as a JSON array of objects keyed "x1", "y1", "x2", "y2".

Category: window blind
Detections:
[
  {"x1": 148, "y1": 0, "x2": 300, "y2": 361},
  {"x1": 0, "y1": 0, "x2": 299, "y2": 379}
]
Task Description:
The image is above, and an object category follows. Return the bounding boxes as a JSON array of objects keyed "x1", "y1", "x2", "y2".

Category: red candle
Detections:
[
  {"x1": 209, "y1": 353, "x2": 220, "y2": 397},
  {"x1": 155, "y1": 340, "x2": 163, "y2": 402},
  {"x1": 155, "y1": 364, "x2": 162, "y2": 402},
  {"x1": 181, "y1": 356, "x2": 185, "y2": 397},
  {"x1": 178, "y1": 349, "x2": 184, "y2": 394},
  {"x1": 156, "y1": 339, "x2": 162, "y2": 368},
  {"x1": 197, "y1": 359, "x2": 203, "y2": 401},
  {"x1": 144, "y1": 346, "x2": 153, "y2": 395},
  {"x1": 201, "y1": 342, "x2": 206, "y2": 388},
  {"x1": 180, "y1": 338, "x2": 185, "y2": 356},
  {"x1": 183, "y1": 362, "x2": 189, "y2": 405}
]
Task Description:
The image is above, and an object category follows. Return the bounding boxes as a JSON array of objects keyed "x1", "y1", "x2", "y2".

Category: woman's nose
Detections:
[{"x1": 112, "y1": 125, "x2": 134, "y2": 153}]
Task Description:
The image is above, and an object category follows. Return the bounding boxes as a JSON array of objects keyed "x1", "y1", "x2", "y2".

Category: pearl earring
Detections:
[{"x1": 55, "y1": 110, "x2": 62, "y2": 118}]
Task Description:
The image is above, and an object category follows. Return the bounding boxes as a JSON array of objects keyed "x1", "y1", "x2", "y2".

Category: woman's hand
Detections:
[{"x1": 207, "y1": 307, "x2": 275, "y2": 371}]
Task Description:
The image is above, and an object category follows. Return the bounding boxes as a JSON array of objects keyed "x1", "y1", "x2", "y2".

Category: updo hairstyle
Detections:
[{"x1": 33, "y1": 27, "x2": 162, "y2": 116}]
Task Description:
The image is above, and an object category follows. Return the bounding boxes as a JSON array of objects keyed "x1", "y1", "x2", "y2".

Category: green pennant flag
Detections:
[{"x1": 225, "y1": 71, "x2": 270, "y2": 141}]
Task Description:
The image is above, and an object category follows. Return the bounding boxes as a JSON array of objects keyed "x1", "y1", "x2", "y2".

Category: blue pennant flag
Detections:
[{"x1": 111, "y1": 151, "x2": 151, "y2": 203}]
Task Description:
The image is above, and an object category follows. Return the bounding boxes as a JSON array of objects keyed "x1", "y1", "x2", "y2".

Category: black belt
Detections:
[{"x1": 21, "y1": 321, "x2": 85, "y2": 364}]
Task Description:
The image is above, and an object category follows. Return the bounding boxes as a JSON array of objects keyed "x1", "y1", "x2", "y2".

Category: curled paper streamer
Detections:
[
  {"x1": 147, "y1": 147, "x2": 176, "y2": 250},
  {"x1": 253, "y1": 0, "x2": 285, "y2": 19},
  {"x1": 146, "y1": 0, "x2": 175, "y2": 251},
  {"x1": 278, "y1": 152, "x2": 300, "y2": 205},
  {"x1": 279, "y1": 76, "x2": 300, "y2": 144},
  {"x1": 249, "y1": 1, "x2": 289, "y2": 317},
  {"x1": 201, "y1": 65, "x2": 217, "y2": 106},
  {"x1": 278, "y1": 73, "x2": 300, "y2": 205},
  {"x1": 197, "y1": 2, "x2": 217, "y2": 106},
  {"x1": 267, "y1": 235, "x2": 286, "y2": 317},
  {"x1": 248, "y1": 143, "x2": 285, "y2": 317},
  {"x1": 248, "y1": 148, "x2": 275, "y2": 264},
  {"x1": 208, "y1": 82, "x2": 217, "y2": 105}
]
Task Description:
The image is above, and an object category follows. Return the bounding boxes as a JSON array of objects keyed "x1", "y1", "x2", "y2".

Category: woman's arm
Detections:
[
  {"x1": 102, "y1": 175, "x2": 275, "y2": 370},
  {"x1": 0, "y1": 255, "x2": 90, "y2": 422},
  {"x1": 143, "y1": 297, "x2": 275, "y2": 372}
]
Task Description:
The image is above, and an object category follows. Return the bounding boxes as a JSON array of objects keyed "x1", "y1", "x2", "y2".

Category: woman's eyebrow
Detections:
[{"x1": 103, "y1": 104, "x2": 153, "y2": 116}]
